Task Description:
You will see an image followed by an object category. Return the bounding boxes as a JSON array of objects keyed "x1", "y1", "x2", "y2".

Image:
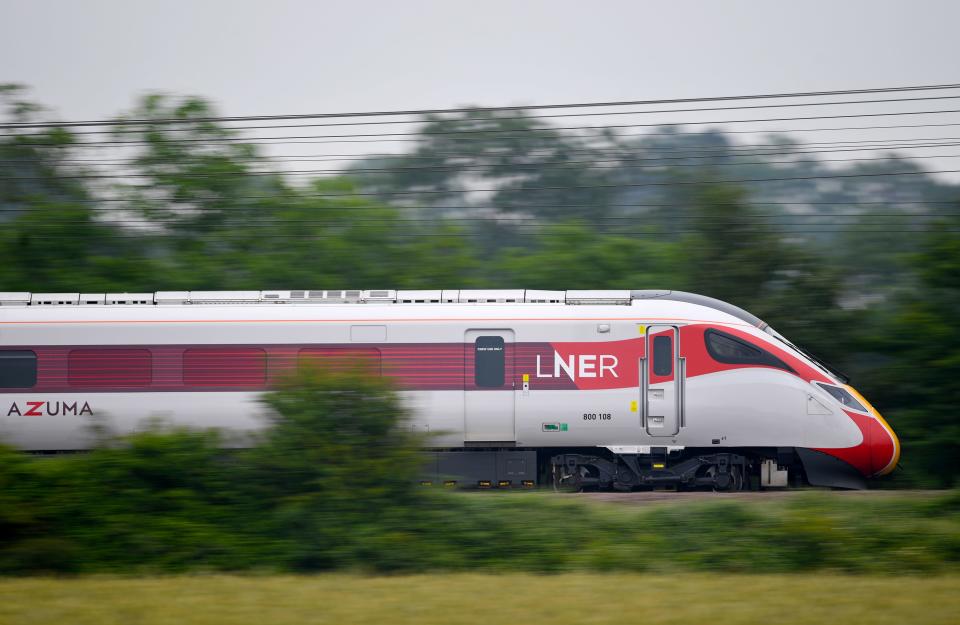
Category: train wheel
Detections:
[
  {"x1": 551, "y1": 463, "x2": 584, "y2": 493},
  {"x1": 704, "y1": 465, "x2": 744, "y2": 492}
]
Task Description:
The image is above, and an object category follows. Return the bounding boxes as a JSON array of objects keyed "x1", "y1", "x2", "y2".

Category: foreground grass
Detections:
[
  {"x1": 3, "y1": 488, "x2": 959, "y2": 575},
  {"x1": 0, "y1": 573, "x2": 957, "y2": 625}
]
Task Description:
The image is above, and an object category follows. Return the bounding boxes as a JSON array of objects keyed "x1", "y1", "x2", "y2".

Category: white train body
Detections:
[{"x1": 0, "y1": 289, "x2": 899, "y2": 489}]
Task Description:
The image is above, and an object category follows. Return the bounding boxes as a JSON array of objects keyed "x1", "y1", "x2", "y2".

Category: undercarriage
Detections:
[
  {"x1": 549, "y1": 450, "x2": 757, "y2": 491},
  {"x1": 422, "y1": 447, "x2": 804, "y2": 491}
]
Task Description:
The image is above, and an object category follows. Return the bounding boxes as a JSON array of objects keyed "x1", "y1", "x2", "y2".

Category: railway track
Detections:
[{"x1": 570, "y1": 489, "x2": 942, "y2": 504}]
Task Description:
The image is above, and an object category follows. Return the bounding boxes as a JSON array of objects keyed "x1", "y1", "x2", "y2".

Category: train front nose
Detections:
[{"x1": 846, "y1": 386, "x2": 901, "y2": 476}]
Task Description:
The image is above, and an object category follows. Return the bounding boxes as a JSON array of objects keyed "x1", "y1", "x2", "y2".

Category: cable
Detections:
[
  {"x1": 13, "y1": 214, "x2": 958, "y2": 228},
  {"x1": 10, "y1": 137, "x2": 960, "y2": 170},
  {"x1": 4, "y1": 228, "x2": 957, "y2": 243},
  {"x1": 7, "y1": 136, "x2": 960, "y2": 180},
  {"x1": 5, "y1": 81, "x2": 960, "y2": 129},
  {"x1": 5, "y1": 167, "x2": 956, "y2": 205},
  {"x1": 4, "y1": 200, "x2": 956, "y2": 217},
  {"x1": 11, "y1": 108, "x2": 960, "y2": 148},
  {"x1": 8, "y1": 93, "x2": 960, "y2": 139},
  {"x1": 12, "y1": 120, "x2": 960, "y2": 166},
  {"x1": 20, "y1": 168, "x2": 958, "y2": 201},
  {"x1": 6, "y1": 151, "x2": 958, "y2": 182}
]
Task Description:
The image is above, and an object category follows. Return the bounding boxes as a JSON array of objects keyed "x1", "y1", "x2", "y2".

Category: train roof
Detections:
[{"x1": 0, "y1": 289, "x2": 766, "y2": 328}]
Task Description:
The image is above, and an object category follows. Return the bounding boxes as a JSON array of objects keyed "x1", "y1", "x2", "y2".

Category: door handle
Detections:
[
  {"x1": 639, "y1": 357, "x2": 647, "y2": 428},
  {"x1": 678, "y1": 357, "x2": 686, "y2": 428}
]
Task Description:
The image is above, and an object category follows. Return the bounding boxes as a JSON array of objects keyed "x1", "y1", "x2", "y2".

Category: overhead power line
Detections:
[
  {"x1": 7, "y1": 138, "x2": 960, "y2": 171},
  {"x1": 10, "y1": 108, "x2": 960, "y2": 148},
  {"x1": 4, "y1": 151, "x2": 958, "y2": 182},
  {"x1": 5, "y1": 228, "x2": 958, "y2": 244},
  {"x1": 4, "y1": 81, "x2": 960, "y2": 129},
  {"x1": 8, "y1": 136, "x2": 960, "y2": 169},
  {"x1": 4, "y1": 200, "x2": 957, "y2": 216},
  {"x1": 12, "y1": 214, "x2": 958, "y2": 228},
  {"x1": 7, "y1": 93, "x2": 960, "y2": 139},
  {"x1": 10, "y1": 120, "x2": 960, "y2": 166},
  {"x1": 4, "y1": 168, "x2": 957, "y2": 204}
]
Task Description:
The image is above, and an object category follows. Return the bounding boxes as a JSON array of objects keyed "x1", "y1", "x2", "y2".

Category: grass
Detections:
[
  {"x1": 4, "y1": 487, "x2": 960, "y2": 575},
  {"x1": 0, "y1": 573, "x2": 957, "y2": 625}
]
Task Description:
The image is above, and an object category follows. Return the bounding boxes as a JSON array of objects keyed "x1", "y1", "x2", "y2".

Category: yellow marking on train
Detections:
[
  {"x1": 846, "y1": 385, "x2": 901, "y2": 476},
  {"x1": 638, "y1": 325, "x2": 647, "y2": 335},
  {"x1": 630, "y1": 400, "x2": 638, "y2": 412},
  {"x1": 522, "y1": 373, "x2": 530, "y2": 383}
]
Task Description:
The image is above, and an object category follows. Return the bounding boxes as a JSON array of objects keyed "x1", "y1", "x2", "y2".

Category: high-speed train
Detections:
[{"x1": 0, "y1": 289, "x2": 898, "y2": 490}]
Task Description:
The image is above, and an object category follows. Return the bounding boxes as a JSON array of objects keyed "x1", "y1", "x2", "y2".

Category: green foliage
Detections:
[
  {"x1": 246, "y1": 365, "x2": 426, "y2": 570},
  {"x1": 854, "y1": 214, "x2": 960, "y2": 487},
  {"x1": 680, "y1": 185, "x2": 784, "y2": 304},
  {"x1": 0, "y1": 88, "x2": 153, "y2": 292},
  {"x1": 0, "y1": 367, "x2": 431, "y2": 573},
  {"x1": 2, "y1": 366, "x2": 960, "y2": 576},
  {"x1": 496, "y1": 222, "x2": 682, "y2": 289},
  {"x1": 349, "y1": 110, "x2": 620, "y2": 222}
]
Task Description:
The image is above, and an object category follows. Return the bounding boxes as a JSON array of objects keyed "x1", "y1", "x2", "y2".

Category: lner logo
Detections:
[{"x1": 536, "y1": 352, "x2": 619, "y2": 380}]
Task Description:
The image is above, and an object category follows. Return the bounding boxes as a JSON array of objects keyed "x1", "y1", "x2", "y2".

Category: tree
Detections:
[
  {"x1": 351, "y1": 110, "x2": 621, "y2": 223},
  {"x1": 0, "y1": 85, "x2": 153, "y2": 292},
  {"x1": 855, "y1": 212, "x2": 960, "y2": 486},
  {"x1": 677, "y1": 184, "x2": 852, "y2": 362},
  {"x1": 495, "y1": 221, "x2": 681, "y2": 289}
]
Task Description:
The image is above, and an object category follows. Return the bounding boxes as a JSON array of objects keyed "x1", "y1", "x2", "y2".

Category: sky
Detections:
[{"x1": 3, "y1": 0, "x2": 960, "y2": 176}]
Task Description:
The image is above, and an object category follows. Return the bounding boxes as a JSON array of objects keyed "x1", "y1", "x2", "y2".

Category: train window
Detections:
[
  {"x1": 816, "y1": 383, "x2": 868, "y2": 413},
  {"x1": 298, "y1": 348, "x2": 382, "y2": 376},
  {"x1": 652, "y1": 335, "x2": 673, "y2": 376},
  {"x1": 705, "y1": 329, "x2": 794, "y2": 372},
  {"x1": 475, "y1": 336, "x2": 505, "y2": 387},
  {"x1": 183, "y1": 348, "x2": 267, "y2": 387},
  {"x1": 0, "y1": 350, "x2": 37, "y2": 388},
  {"x1": 68, "y1": 349, "x2": 152, "y2": 388}
]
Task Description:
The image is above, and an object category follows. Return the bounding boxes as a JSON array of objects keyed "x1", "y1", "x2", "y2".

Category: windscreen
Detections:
[{"x1": 816, "y1": 383, "x2": 867, "y2": 412}]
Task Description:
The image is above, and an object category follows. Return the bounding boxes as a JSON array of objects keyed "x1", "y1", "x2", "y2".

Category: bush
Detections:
[{"x1": 0, "y1": 366, "x2": 958, "y2": 575}]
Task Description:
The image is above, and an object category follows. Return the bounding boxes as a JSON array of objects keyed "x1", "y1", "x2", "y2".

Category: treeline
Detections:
[
  {"x1": 1, "y1": 85, "x2": 959, "y2": 486},
  {"x1": 2, "y1": 368, "x2": 958, "y2": 575}
]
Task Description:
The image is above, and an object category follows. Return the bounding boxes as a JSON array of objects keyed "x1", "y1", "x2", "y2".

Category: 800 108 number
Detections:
[{"x1": 583, "y1": 413, "x2": 612, "y2": 421}]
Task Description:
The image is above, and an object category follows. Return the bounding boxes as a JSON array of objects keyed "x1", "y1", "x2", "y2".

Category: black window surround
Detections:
[
  {"x1": 704, "y1": 329, "x2": 794, "y2": 373},
  {"x1": 0, "y1": 350, "x2": 38, "y2": 388}
]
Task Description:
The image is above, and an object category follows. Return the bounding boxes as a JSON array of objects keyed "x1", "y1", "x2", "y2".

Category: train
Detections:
[{"x1": 0, "y1": 288, "x2": 899, "y2": 490}]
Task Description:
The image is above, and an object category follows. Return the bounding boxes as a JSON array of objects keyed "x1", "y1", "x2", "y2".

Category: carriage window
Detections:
[
  {"x1": 68, "y1": 349, "x2": 152, "y2": 388},
  {"x1": 183, "y1": 348, "x2": 267, "y2": 387},
  {"x1": 0, "y1": 350, "x2": 37, "y2": 388},
  {"x1": 298, "y1": 348, "x2": 382, "y2": 376},
  {"x1": 652, "y1": 335, "x2": 673, "y2": 376},
  {"x1": 705, "y1": 329, "x2": 794, "y2": 372},
  {"x1": 475, "y1": 336, "x2": 505, "y2": 387}
]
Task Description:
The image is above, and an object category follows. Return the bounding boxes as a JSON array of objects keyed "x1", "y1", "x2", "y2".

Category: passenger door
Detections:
[
  {"x1": 643, "y1": 325, "x2": 685, "y2": 437},
  {"x1": 464, "y1": 329, "x2": 515, "y2": 443}
]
